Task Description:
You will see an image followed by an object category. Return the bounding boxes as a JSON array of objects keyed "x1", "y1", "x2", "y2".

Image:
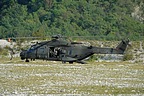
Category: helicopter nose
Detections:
[{"x1": 20, "y1": 50, "x2": 26, "y2": 60}]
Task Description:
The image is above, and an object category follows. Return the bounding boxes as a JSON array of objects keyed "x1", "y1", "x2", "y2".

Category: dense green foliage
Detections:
[{"x1": 0, "y1": 0, "x2": 144, "y2": 40}]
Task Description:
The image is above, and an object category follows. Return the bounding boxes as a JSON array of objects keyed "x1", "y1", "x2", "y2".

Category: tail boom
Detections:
[{"x1": 92, "y1": 40, "x2": 129, "y2": 54}]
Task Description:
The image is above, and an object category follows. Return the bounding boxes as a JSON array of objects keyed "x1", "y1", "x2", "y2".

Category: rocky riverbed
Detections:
[{"x1": 0, "y1": 59, "x2": 143, "y2": 95}]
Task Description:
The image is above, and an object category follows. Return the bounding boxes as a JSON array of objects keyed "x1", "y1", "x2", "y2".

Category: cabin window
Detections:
[{"x1": 68, "y1": 50, "x2": 72, "y2": 55}]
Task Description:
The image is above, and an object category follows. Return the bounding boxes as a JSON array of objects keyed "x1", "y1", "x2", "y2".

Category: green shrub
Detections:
[
  {"x1": 88, "y1": 55, "x2": 99, "y2": 62},
  {"x1": 123, "y1": 53, "x2": 133, "y2": 61},
  {"x1": 0, "y1": 47, "x2": 9, "y2": 56}
]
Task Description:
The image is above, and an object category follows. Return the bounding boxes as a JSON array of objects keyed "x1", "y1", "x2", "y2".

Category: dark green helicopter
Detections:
[{"x1": 20, "y1": 35, "x2": 129, "y2": 64}]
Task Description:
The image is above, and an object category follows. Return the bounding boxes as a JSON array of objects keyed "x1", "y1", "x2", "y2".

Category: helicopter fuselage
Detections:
[
  {"x1": 20, "y1": 43, "x2": 94, "y2": 63},
  {"x1": 20, "y1": 35, "x2": 129, "y2": 64}
]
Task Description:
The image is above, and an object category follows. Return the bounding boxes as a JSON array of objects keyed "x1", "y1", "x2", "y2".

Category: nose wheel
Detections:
[{"x1": 25, "y1": 59, "x2": 29, "y2": 62}]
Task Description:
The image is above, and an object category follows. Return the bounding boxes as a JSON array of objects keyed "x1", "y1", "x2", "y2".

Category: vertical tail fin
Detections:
[{"x1": 116, "y1": 39, "x2": 130, "y2": 54}]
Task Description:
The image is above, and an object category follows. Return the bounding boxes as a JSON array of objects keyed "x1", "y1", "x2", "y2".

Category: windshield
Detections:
[{"x1": 29, "y1": 44, "x2": 38, "y2": 50}]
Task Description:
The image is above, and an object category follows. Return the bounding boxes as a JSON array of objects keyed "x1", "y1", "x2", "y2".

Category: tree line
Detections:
[{"x1": 0, "y1": 0, "x2": 144, "y2": 40}]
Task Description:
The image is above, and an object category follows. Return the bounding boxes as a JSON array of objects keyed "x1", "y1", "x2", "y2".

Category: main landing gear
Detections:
[{"x1": 25, "y1": 59, "x2": 29, "y2": 62}]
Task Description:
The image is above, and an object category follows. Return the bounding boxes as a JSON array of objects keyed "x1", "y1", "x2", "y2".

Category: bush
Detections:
[
  {"x1": 0, "y1": 47, "x2": 9, "y2": 56},
  {"x1": 88, "y1": 55, "x2": 99, "y2": 62},
  {"x1": 123, "y1": 53, "x2": 133, "y2": 61}
]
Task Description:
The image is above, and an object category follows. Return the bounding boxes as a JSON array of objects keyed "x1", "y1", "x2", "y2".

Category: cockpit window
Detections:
[
  {"x1": 30, "y1": 46, "x2": 35, "y2": 50},
  {"x1": 30, "y1": 45, "x2": 37, "y2": 50}
]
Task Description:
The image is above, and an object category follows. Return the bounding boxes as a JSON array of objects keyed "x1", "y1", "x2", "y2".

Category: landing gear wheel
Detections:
[
  {"x1": 69, "y1": 61, "x2": 73, "y2": 64},
  {"x1": 25, "y1": 59, "x2": 29, "y2": 62},
  {"x1": 31, "y1": 59, "x2": 35, "y2": 61}
]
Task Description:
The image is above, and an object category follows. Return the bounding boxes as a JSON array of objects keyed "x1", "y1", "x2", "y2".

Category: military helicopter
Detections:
[{"x1": 20, "y1": 34, "x2": 130, "y2": 64}]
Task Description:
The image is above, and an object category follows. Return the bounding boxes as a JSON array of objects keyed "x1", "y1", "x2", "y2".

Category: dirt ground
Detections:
[{"x1": 0, "y1": 58, "x2": 144, "y2": 95}]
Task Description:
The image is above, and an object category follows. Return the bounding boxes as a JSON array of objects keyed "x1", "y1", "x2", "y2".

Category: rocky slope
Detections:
[{"x1": 0, "y1": 40, "x2": 144, "y2": 63}]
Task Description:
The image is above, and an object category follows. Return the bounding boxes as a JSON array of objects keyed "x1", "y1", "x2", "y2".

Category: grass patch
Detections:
[{"x1": 123, "y1": 53, "x2": 133, "y2": 61}]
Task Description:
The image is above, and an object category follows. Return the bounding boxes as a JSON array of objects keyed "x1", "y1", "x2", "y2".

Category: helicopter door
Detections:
[
  {"x1": 49, "y1": 47, "x2": 60, "y2": 59},
  {"x1": 49, "y1": 47, "x2": 55, "y2": 58}
]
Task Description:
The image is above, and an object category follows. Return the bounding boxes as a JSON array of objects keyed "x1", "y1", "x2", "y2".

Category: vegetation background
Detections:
[{"x1": 0, "y1": 0, "x2": 144, "y2": 40}]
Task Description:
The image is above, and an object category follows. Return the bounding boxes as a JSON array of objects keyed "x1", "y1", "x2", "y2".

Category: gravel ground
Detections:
[{"x1": 0, "y1": 60, "x2": 144, "y2": 95}]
